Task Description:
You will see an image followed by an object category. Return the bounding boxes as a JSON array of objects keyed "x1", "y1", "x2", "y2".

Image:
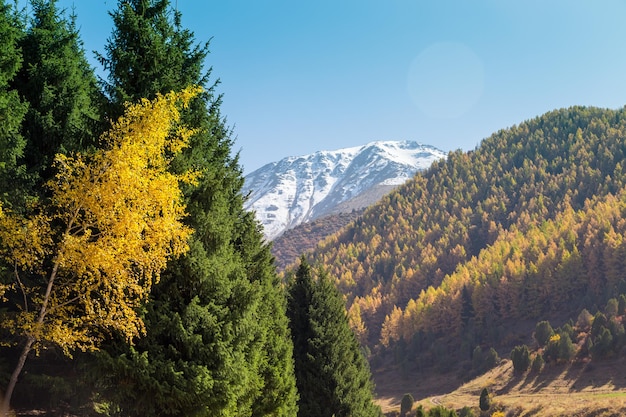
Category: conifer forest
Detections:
[{"x1": 2, "y1": 1, "x2": 626, "y2": 417}]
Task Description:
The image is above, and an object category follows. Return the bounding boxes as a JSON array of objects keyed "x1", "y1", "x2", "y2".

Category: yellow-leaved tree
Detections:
[{"x1": 0, "y1": 87, "x2": 200, "y2": 414}]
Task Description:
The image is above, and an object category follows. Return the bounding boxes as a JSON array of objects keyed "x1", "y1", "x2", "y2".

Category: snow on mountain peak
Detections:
[{"x1": 243, "y1": 140, "x2": 446, "y2": 240}]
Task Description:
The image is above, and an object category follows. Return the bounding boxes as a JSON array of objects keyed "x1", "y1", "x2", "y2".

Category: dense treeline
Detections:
[
  {"x1": 0, "y1": 1, "x2": 384, "y2": 416},
  {"x1": 0, "y1": 1, "x2": 318, "y2": 415},
  {"x1": 382, "y1": 190, "x2": 626, "y2": 346},
  {"x1": 307, "y1": 105, "x2": 626, "y2": 359},
  {"x1": 272, "y1": 210, "x2": 363, "y2": 271},
  {"x1": 6, "y1": 0, "x2": 626, "y2": 415},
  {"x1": 510, "y1": 298, "x2": 626, "y2": 376},
  {"x1": 87, "y1": 1, "x2": 298, "y2": 415}
]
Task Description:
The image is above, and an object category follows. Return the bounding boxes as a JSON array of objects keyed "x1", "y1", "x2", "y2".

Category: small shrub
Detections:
[
  {"x1": 606, "y1": 298, "x2": 619, "y2": 318},
  {"x1": 531, "y1": 353, "x2": 544, "y2": 373},
  {"x1": 618, "y1": 294, "x2": 626, "y2": 315},
  {"x1": 505, "y1": 406, "x2": 524, "y2": 417},
  {"x1": 557, "y1": 332, "x2": 576, "y2": 362},
  {"x1": 427, "y1": 405, "x2": 457, "y2": 417},
  {"x1": 591, "y1": 312, "x2": 608, "y2": 338},
  {"x1": 479, "y1": 388, "x2": 491, "y2": 411},
  {"x1": 400, "y1": 393, "x2": 414, "y2": 416},
  {"x1": 458, "y1": 406, "x2": 475, "y2": 417},
  {"x1": 534, "y1": 321, "x2": 554, "y2": 347},
  {"x1": 591, "y1": 326, "x2": 613, "y2": 358},
  {"x1": 472, "y1": 346, "x2": 500, "y2": 374},
  {"x1": 510, "y1": 345, "x2": 531, "y2": 374},
  {"x1": 576, "y1": 309, "x2": 593, "y2": 330}
]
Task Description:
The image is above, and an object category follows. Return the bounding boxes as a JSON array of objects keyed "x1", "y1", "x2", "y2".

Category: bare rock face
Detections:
[{"x1": 243, "y1": 140, "x2": 446, "y2": 241}]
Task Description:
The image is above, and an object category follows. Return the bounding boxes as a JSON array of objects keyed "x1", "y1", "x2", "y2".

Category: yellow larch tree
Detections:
[{"x1": 0, "y1": 87, "x2": 200, "y2": 414}]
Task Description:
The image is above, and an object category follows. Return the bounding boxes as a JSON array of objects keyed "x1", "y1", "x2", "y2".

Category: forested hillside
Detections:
[
  {"x1": 4, "y1": 1, "x2": 626, "y2": 415},
  {"x1": 272, "y1": 210, "x2": 363, "y2": 270},
  {"x1": 306, "y1": 106, "x2": 626, "y2": 361},
  {"x1": 0, "y1": 2, "x2": 386, "y2": 416}
]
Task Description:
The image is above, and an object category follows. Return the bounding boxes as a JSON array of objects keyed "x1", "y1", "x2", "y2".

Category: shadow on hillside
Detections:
[
  {"x1": 498, "y1": 357, "x2": 626, "y2": 396},
  {"x1": 498, "y1": 366, "x2": 525, "y2": 394},
  {"x1": 375, "y1": 355, "x2": 626, "y2": 415},
  {"x1": 373, "y1": 363, "x2": 465, "y2": 409},
  {"x1": 566, "y1": 359, "x2": 626, "y2": 392}
]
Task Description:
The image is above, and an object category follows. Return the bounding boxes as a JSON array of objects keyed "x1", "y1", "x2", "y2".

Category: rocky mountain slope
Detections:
[
  {"x1": 271, "y1": 210, "x2": 364, "y2": 271},
  {"x1": 243, "y1": 140, "x2": 446, "y2": 240}
]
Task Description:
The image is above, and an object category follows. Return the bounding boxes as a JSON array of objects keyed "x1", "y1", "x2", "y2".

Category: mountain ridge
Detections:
[{"x1": 243, "y1": 140, "x2": 446, "y2": 240}]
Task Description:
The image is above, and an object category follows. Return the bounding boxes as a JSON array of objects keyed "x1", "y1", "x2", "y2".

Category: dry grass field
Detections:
[{"x1": 374, "y1": 357, "x2": 626, "y2": 416}]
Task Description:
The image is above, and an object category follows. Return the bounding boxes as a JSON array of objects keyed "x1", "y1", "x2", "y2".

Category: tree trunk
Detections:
[
  {"x1": 2, "y1": 262, "x2": 57, "y2": 415},
  {"x1": 1, "y1": 336, "x2": 35, "y2": 416}
]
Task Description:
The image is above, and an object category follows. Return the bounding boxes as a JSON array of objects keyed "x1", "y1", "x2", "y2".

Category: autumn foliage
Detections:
[
  {"x1": 303, "y1": 106, "x2": 626, "y2": 361},
  {"x1": 0, "y1": 87, "x2": 199, "y2": 411}
]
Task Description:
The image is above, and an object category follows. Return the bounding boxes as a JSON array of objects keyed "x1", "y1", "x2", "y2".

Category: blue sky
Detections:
[{"x1": 30, "y1": 1, "x2": 626, "y2": 174}]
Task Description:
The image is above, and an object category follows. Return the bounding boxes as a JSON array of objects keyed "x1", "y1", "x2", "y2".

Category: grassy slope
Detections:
[{"x1": 374, "y1": 358, "x2": 626, "y2": 416}]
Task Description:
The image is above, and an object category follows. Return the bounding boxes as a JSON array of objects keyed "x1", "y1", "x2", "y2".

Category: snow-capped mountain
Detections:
[{"x1": 243, "y1": 140, "x2": 447, "y2": 240}]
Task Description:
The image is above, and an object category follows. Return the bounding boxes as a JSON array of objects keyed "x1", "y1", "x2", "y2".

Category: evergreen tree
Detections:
[
  {"x1": 0, "y1": 0, "x2": 27, "y2": 208},
  {"x1": 606, "y1": 298, "x2": 619, "y2": 318},
  {"x1": 531, "y1": 353, "x2": 544, "y2": 373},
  {"x1": 479, "y1": 388, "x2": 491, "y2": 412},
  {"x1": 0, "y1": 1, "x2": 102, "y2": 411},
  {"x1": 0, "y1": 87, "x2": 198, "y2": 414},
  {"x1": 510, "y1": 345, "x2": 531, "y2": 374},
  {"x1": 287, "y1": 257, "x2": 382, "y2": 417},
  {"x1": 577, "y1": 308, "x2": 593, "y2": 330},
  {"x1": 91, "y1": 1, "x2": 297, "y2": 415},
  {"x1": 0, "y1": 1, "x2": 28, "y2": 408},
  {"x1": 12, "y1": 0, "x2": 102, "y2": 196},
  {"x1": 471, "y1": 346, "x2": 499, "y2": 375},
  {"x1": 592, "y1": 327, "x2": 613, "y2": 359},
  {"x1": 618, "y1": 294, "x2": 626, "y2": 316},
  {"x1": 591, "y1": 312, "x2": 608, "y2": 339},
  {"x1": 534, "y1": 320, "x2": 554, "y2": 347},
  {"x1": 400, "y1": 393, "x2": 414, "y2": 417},
  {"x1": 557, "y1": 332, "x2": 576, "y2": 362},
  {"x1": 97, "y1": 0, "x2": 199, "y2": 117}
]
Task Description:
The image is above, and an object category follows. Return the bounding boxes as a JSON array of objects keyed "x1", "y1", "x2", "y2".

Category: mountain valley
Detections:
[{"x1": 285, "y1": 106, "x2": 626, "y2": 416}]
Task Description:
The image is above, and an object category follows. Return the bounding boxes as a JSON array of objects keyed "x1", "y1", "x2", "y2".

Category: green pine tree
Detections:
[
  {"x1": 400, "y1": 393, "x2": 414, "y2": 416},
  {"x1": 0, "y1": 1, "x2": 102, "y2": 411},
  {"x1": 97, "y1": 0, "x2": 201, "y2": 117},
  {"x1": 287, "y1": 257, "x2": 382, "y2": 417},
  {"x1": 0, "y1": 0, "x2": 27, "y2": 208},
  {"x1": 534, "y1": 320, "x2": 554, "y2": 347},
  {"x1": 91, "y1": 1, "x2": 297, "y2": 415},
  {"x1": 12, "y1": 0, "x2": 102, "y2": 194},
  {"x1": 479, "y1": 388, "x2": 491, "y2": 411},
  {"x1": 510, "y1": 345, "x2": 531, "y2": 374},
  {"x1": 0, "y1": 0, "x2": 28, "y2": 407}
]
